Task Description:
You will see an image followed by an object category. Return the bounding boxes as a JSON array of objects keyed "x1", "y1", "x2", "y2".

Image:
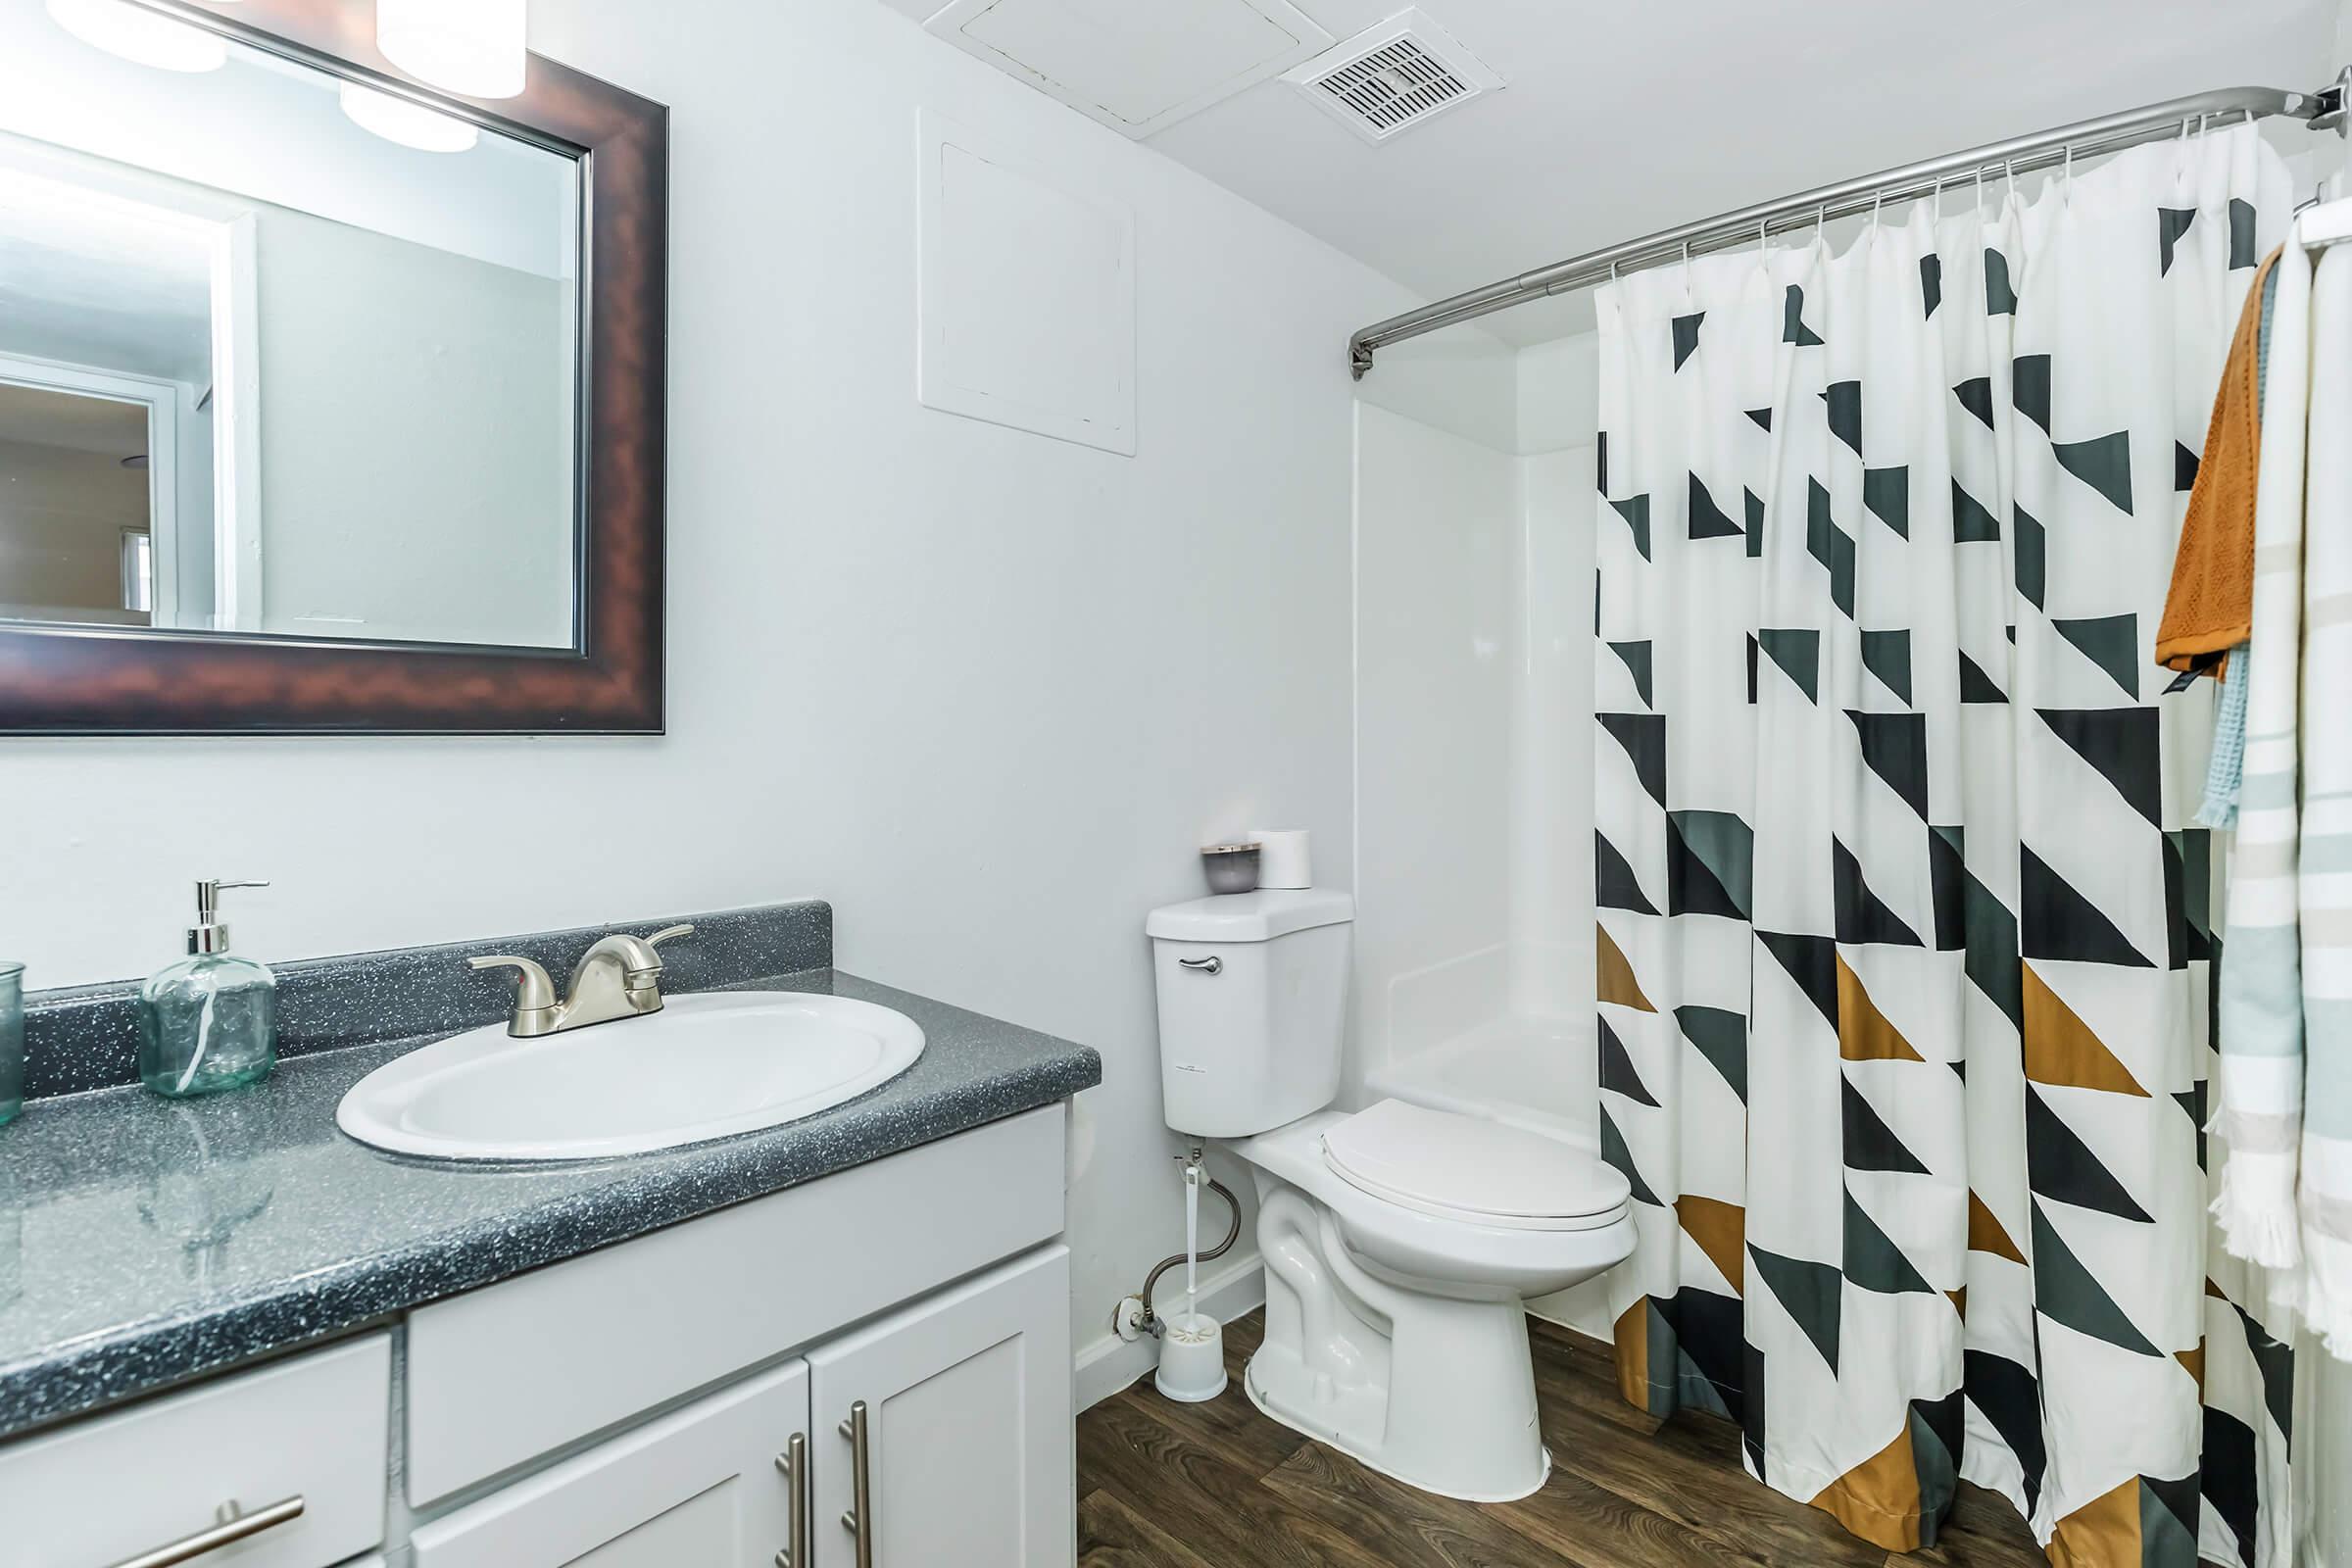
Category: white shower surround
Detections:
[{"x1": 1351, "y1": 329, "x2": 1602, "y2": 1327}]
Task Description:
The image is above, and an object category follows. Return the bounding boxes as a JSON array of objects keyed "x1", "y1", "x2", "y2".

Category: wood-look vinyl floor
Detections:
[{"x1": 1077, "y1": 1310, "x2": 2049, "y2": 1568}]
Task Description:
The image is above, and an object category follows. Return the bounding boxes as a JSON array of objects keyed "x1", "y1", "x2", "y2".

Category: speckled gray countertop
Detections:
[{"x1": 0, "y1": 963, "x2": 1100, "y2": 1442}]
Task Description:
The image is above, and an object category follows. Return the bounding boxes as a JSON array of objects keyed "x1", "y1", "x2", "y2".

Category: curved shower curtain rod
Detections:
[{"x1": 1348, "y1": 73, "x2": 2351, "y2": 378}]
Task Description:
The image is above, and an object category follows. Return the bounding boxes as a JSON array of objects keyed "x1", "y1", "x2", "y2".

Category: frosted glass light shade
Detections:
[
  {"x1": 46, "y1": 0, "x2": 226, "y2": 73},
  {"x1": 377, "y1": 0, "x2": 525, "y2": 99},
  {"x1": 339, "y1": 82, "x2": 479, "y2": 153}
]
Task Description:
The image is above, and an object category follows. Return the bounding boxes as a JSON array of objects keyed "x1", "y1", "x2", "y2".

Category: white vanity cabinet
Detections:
[
  {"x1": 807, "y1": 1246, "x2": 1072, "y2": 1568},
  {"x1": 0, "y1": 1334, "x2": 392, "y2": 1568},
  {"x1": 413, "y1": 1246, "x2": 1072, "y2": 1568},
  {"x1": 408, "y1": 1357, "x2": 809, "y2": 1567},
  {"x1": 0, "y1": 1103, "x2": 1080, "y2": 1568}
]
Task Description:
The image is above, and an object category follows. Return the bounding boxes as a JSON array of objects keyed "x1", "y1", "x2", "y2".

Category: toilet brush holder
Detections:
[{"x1": 1153, "y1": 1312, "x2": 1227, "y2": 1403}]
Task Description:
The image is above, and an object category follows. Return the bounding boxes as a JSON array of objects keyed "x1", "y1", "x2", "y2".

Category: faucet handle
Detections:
[
  {"x1": 621, "y1": 926, "x2": 695, "y2": 991},
  {"x1": 468, "y1": 955, "x2": 561, "y2": 1036},
  {"x1": 626, "y1": 926, "x2": 694, "y2": 978}
]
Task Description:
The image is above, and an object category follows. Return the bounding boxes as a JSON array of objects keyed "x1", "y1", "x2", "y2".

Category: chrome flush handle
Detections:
[{"x1": 1178, "y1": 956, "x2": 1223, "y2": 975}]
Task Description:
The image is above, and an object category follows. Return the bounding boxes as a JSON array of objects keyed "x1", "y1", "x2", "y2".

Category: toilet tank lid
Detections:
[{"x1": 1147, "y1": 888, "x2": 1354, "y2": 942}]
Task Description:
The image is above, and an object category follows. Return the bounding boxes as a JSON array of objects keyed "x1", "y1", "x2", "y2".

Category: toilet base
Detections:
[
  {"x1": 1243, "y1": 1348, "x2": 1553, "y2": 1503},
  {"x1": 1249, "y1": 1180, "x2": 1557, "y2": 1501}
]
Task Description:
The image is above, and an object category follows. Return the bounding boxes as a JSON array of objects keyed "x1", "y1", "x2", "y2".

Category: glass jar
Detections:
[{"x1": 137, "y1": 949, "x2": 276, "y2": 1098}]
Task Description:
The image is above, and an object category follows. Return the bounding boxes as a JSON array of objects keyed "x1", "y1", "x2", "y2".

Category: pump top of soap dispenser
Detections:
[{"x1": 187, "y1": 879, "x2": 269, "y2": 956}]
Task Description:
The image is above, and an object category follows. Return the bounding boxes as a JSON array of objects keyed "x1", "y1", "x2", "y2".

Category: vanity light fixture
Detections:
[
  {"x1": 339, "y1": 82, "x2": 480, "y2": 153},
  {"x1": 44, "y1": 0, "x2": 226, "y2": 73},
  {"x1": 376, "y1": 0, "x2": 526, "y2": 99}
]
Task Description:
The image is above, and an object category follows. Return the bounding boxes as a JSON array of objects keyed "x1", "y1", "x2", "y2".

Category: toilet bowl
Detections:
[
  {"x1": 1146, "y1": 890, "x2": 1635, "y2": 1501},
  {"x1": 1230, "y1": 1100, "x2": 1633, "y2": 1500}
]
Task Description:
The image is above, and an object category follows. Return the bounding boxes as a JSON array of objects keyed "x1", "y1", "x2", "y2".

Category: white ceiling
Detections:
[{"x1": 884, "y1": 0, "x2": 2341, "y2": 345}]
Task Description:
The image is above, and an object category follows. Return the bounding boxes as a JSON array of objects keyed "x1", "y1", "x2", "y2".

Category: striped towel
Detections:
[
  {"x1": 2213, "y1": 225, "x2": 2352, "y2": 1357},
  {"x1": 2195, "y1": 643, "x2": 2249, "y2": 829}
]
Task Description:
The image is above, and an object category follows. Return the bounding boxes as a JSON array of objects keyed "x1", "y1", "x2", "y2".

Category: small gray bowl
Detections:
[{"x1": 1201, "y1": 843, "x2": 1261, "y2": 895}]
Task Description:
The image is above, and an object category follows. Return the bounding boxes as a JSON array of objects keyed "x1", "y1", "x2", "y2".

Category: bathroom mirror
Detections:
[{"x1": 0, "y1": 0, "x2": 665, "y2": 732}]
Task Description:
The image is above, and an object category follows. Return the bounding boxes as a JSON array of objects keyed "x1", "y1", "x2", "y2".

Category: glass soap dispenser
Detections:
[{"x1": 139, "y1": 879, "x2": 277, "y2": 1099}]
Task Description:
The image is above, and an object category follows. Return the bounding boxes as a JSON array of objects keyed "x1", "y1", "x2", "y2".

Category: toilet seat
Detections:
[{"x1": 1321, "y1": 1100, "x2": 1630, "y2": 1232}]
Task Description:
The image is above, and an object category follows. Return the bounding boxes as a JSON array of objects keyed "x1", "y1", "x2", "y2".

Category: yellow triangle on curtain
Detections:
[{"x1": 1597, "y1": 922, "x2": 1656, "y2": 1012}]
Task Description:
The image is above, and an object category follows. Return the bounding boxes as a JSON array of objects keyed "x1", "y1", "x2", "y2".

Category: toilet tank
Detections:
[{"x1": 1146, "y1": 889, "x2": 1353, "y2": 1139}]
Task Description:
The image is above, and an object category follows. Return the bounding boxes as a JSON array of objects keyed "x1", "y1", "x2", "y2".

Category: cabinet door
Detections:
[
  {"x1": 411, "y1": 1357, "x2": 809, "y2": 1568},
  {"x1": 808, "y1": 1245, "x2": 1072, "y2": 1568},
  {"x1": 0, "y1": 1334, "x2": 390, "y2": 1568}
]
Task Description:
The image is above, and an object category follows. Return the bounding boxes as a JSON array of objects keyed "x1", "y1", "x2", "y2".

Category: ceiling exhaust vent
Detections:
[{"x1": 1286, "y1": 9, "x2": 1502, "y2": 145}]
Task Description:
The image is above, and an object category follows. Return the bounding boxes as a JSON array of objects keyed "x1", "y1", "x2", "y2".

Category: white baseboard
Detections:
[{"x1": 1073, "y1": 1255, "x2": 1265, "y2": 1412}]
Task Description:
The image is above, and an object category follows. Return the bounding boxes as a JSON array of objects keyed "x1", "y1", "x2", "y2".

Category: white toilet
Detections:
[{"x1": 1147, "y1": 888, "x2": 1636, "y2": 1502}]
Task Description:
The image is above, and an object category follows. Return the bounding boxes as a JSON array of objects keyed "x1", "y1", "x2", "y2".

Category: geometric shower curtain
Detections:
[{"x1": 1592, "y1": 124, "x2": 2298, "y2": 1567}]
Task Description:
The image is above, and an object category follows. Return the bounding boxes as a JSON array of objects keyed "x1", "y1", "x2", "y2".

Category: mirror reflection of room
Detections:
[{"x1": 0, "y1": 0, "x2": 582, "y2": 650}]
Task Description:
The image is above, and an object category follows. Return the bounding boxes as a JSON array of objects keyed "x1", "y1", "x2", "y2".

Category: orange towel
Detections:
[{"x1": 2156, "y1": 247, "x2": 2279, "y2": 674}]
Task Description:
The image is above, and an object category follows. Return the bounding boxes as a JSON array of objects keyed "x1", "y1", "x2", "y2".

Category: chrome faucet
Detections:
[{"x1": 468, "y1": 925, "x2": 695, "y2": 1038}]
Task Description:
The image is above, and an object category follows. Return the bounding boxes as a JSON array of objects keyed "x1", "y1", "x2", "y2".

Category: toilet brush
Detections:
[{"x1": 1154, "y1": 1157, "x2": 1227, "y2": 1402}]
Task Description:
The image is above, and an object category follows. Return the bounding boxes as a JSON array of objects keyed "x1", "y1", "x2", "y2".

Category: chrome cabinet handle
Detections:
[
  {"x1": 1178, "y1": 956, "x2": 1223, "y2": 975},
  {"x1": 838, "y1": 1399, "x2": 873, "y2": 1568},
  {"x1": 772, "y1": 1432, "x2": 810, "y2": 1568},
  {"x1": 108, "y1": 1495, "x2": 305, "y2": 1568}
]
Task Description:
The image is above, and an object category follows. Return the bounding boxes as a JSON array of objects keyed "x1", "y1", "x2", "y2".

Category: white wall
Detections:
[
  {"x1": 1516, "y1": 333, "x2": 1599, "y2": 457},
  {"x1": 1348, "y1": 329, "x2": 1601, "y2": 1083},
  {"x1": 1358, "y1": 327, "x2": 1520, "y2": 454},
  {"x1": 256, "y1": 209, "x2": 573, "y2": 647},
  {"x1": 0, "y1": 0, "x2": 1433, "y2": 1402},
  {"x1": 1511, "y1": 448, "x2": 1593, "y2": 1028},
  {"x1": 1350, "y1": 400, "x2": 1519, "y2": 1089},
  {"x1": 1510, "y1": 331, "x2": 1598, "y2": 1036}
]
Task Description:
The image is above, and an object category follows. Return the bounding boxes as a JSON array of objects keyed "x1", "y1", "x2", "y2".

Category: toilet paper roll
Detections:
[{"x1": 1249, "y1": 829, "x2": 1311, "y2": 889}]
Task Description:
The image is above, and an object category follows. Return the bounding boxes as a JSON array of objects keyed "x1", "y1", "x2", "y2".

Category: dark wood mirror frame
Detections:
[{"x1": 0, "y1": 0, "x2": 666, "y2": 735}]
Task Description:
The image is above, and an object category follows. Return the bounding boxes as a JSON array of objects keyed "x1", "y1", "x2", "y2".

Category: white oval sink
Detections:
[{"x1": 335, "y1": 992, "x2": 925, "y2": 1162}]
